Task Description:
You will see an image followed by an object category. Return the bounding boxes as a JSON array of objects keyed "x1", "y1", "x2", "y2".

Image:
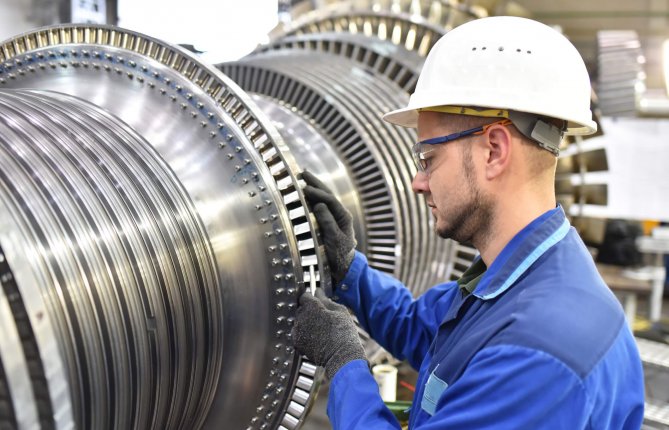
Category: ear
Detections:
[{"x1": 483, "y1": 125, "x2": 512, "y2": 180}]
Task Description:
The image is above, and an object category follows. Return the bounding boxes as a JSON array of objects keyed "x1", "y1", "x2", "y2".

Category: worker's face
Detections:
[{"x1": 411, "y1": 111, "x2": 493, "y2": 243}]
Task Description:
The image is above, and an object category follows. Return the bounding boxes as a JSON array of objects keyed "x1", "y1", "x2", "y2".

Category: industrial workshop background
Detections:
[{"x1": 0, "y1": 0, "x2": 668, "y2": 429}]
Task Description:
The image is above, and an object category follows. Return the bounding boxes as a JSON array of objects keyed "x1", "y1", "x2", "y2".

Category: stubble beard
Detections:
[{"x1": 435, "y1": 145, "x2": 493, "y2": 246}]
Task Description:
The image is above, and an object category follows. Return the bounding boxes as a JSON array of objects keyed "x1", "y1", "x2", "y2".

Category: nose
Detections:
[{"x1": 411, "y1": 171, "x2": 430, "y2": 194}]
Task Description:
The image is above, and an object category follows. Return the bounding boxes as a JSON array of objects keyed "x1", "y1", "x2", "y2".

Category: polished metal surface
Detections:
[{"x1": 0, "y1": 24, "x2": 323, "y2": 430}]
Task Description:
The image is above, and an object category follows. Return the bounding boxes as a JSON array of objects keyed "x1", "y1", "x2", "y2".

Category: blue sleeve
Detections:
[
  {"x1": 335, "y1": 252, "x2": 459, "y2": 368},
  {"x1": 326, "y1": 360, "x2": 401, "y2": 430},
  {"x1": 418, "y1": 345, "x2": 590, "y2": 429}
]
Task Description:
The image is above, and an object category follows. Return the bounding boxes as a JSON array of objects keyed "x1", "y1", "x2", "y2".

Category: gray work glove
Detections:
[
  {"x1": 301, "y1": 170, "x2": 356, "y2": 283},
  {"x1": 292, "y1": 289, "x2": 366, "y2": 380}
]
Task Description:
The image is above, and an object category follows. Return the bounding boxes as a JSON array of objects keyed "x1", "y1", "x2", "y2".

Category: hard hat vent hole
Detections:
[
  {"x1": 527, "y1": 50, "x2": 532, "y2": 54},
  {"x1": 482, "y1": 46, "x2": 487, "y2": 50},
  {"x1": 516, "y1": 48, "x2": 521, "y2": 52},
  {"x1": 498, "y1": 46, "x2": 504, "y2": 51},
  {"x1": 472, "y1": 47, "x2": 476, "y2": 51}
]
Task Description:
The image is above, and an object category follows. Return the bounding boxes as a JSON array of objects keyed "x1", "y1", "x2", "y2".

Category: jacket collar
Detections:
[{"x1": 472, "y1": 205, "x2": 571, "y2": 300}]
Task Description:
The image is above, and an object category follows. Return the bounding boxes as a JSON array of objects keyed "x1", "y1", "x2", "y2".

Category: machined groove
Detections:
[{"x1": 0, "y1": 90, "x2": 221, "y2": 429}]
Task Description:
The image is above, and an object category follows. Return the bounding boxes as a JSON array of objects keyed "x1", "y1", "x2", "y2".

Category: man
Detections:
[{"x1": 293, "y1": 16, "x2": 645, "y2": 429}]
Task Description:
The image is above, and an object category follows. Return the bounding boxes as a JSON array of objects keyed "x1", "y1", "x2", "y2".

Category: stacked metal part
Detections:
[
  {"x1": 596, "y1": 30, "x2": 645, "y2": 117},
  {"x1": 0, "y1": 25, "x2": 324, "y2": 430},
  {"x1": 220, "y1": 0, "x2": 487, "y2": 295}
]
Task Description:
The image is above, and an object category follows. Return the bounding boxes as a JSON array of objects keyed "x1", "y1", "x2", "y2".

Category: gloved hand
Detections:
[
  {"x1": 301, "y1": 170, "x2": 356, "y2": 283},
  {"x1": 292, "y1": 288, "x2": 366, "y2": 380}
]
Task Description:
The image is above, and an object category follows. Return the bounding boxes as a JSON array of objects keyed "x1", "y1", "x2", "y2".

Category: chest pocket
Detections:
[{"x1": 420, "y1": 366, "x2": 448, "y2": 416}]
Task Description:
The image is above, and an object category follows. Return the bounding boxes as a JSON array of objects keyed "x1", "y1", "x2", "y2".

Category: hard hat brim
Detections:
[
  {"x1": 383, "y1": 105, "x2": 598, "y2": 136},
  {"x1": 382, "y1": 106, "x2": 418, "y2": 128}
]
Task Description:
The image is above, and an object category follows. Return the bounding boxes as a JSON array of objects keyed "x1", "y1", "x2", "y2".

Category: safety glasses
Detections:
[{"x1": 411, "y1": 119, "x2": 512, "y2": 172}]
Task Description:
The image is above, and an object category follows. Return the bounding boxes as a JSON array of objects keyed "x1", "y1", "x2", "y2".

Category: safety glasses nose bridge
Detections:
[{"x1": 412, "y1": 119, "x2": 512, "y2": 172}]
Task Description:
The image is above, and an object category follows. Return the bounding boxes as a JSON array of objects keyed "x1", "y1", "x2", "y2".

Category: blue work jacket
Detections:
[{"x1": 328, "y1": 206, "x2": 645, "y2": 429}]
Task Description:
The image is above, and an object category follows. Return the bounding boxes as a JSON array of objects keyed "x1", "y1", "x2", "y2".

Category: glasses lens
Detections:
[
  {"x1": 412, "y1": 142, "x2": 434, "y2": 172},
  {"x1": 414, "y1": 153, "x2": 426, "y2": 171}
]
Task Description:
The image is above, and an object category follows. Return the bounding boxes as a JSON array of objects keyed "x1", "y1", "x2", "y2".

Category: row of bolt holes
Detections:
[{"x1": 473, "y1": 46, "x2": 532, "y2": 54}]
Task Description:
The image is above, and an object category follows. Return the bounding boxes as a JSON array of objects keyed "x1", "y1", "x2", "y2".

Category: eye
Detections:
[
  {"x1": 419, "y1": 151, "x2": 435, "y2": 170},
  {"x1": 412, "y1": 144, "x2": 437, "y2": 172}
]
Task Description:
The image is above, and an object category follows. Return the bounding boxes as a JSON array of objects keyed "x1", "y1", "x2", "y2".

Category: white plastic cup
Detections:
[{"x1": 372, "y1": 364, "x2": 398, "y2": 402}]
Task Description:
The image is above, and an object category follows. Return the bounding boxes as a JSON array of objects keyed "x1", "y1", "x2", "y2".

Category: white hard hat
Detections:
[{"x1": 383, "y1": 16, "x2": 597, "y2": 136}]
